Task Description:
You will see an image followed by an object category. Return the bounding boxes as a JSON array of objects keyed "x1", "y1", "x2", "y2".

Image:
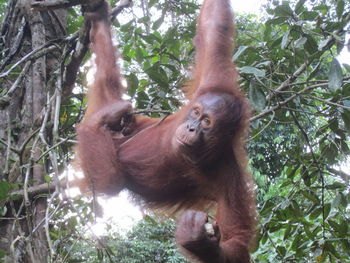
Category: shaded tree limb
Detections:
[
  {"x1": 31, "y1": 0, "x2": 103, "y2": 11},
  {"x1": 251, "y1": 77, "x2": 350, "y2": 122}
]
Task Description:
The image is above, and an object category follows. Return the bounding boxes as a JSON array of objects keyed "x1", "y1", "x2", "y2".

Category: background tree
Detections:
[
  {"x1": 0, "y1": 0, "x2": 70, "y2": 261},
  {"x1": 0, "y1": 0, "x2": 349, "y2": 262}
]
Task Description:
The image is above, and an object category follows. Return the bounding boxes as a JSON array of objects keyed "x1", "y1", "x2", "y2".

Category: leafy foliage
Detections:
[
  {"x1": 63, "y1": 215, "x2": 188, "y2": 263},
  {"x1": 236, "y1": 0, "x2": 350, "y2": 261}
]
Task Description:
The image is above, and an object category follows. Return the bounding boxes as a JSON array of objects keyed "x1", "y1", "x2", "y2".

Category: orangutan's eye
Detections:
[
  {"x1": 202, "y1": 117, "x2": 211, "y2": 128},
  {"x1": 191, "y1": 108, "x2": 200, "y2": 118}
]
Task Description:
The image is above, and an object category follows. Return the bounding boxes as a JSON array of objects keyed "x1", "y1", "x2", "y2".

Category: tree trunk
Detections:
[{"x1": 0, "y1": 0, "x2": 67, "y2": 262}]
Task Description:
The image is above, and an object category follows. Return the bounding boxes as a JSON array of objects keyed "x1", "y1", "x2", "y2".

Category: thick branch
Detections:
[
  {"x1": 62, "y1": 28, "x2": 90, "y2": 98},
  {"x1": 60, "y1": 0, "x2": 133, "y2": 98},
  {"x1": 31, "y1": 0, "x2": 103, "y2": 11},
  {"x1": 10, "y1": 180, "x2": 81, "y2": 198}
]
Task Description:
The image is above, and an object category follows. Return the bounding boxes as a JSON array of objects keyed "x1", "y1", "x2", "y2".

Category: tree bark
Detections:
[{"x1": 0, "y1": 1, "x2": 67, "y2": 262}]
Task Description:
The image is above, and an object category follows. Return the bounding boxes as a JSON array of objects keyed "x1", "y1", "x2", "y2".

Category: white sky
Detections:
[
  {"x1": 338, "y1": 34, "x2": 350, "y2": 65},
  {"x1": 231, "y1": 0, "x2": 267, "y2": 14},
  {"x1": 84, "y1": 0, "x2": 349, "y2": 236}
]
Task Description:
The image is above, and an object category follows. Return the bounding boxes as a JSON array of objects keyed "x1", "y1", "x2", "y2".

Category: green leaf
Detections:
[
  {"x1": 336, "y1": 0, "x2": 345, "y2": 19},
  {"x1": 305, "y1": 35, "x2": 318, "y2": 54},
  {"x1": 331, "y1": 193, "x2": 342, "y2": 209},
  {"x1": 152, "y1": 15, "x2": 164, "y2": 31},
  {"x1": 148, "y1": 0, "x2": 157, "y2": 8},
  {"x1": 146, "y1": 66, "x2": 169, "y2": 87},
  {"x1": 266, "y1": 17, "x2": 288, "y2": 25},
  {"x1": 291, "y1": 200, "x2": 303, "y2": 217},
  {"x1": 322, "y1": 143, "x2": 337, "y2": 163},
  {"x1": 136, "y1": 90, "x2": 150, "y2": 108},
  {"x1": 328, "y1": 58, "x2": 343, "y2": 90},
  {"x1": 325, "y1": 182, "x2": 346, "y2": 190},
  {"x1": 233, "y1": 46, "x2": 249, "y2": 61},
  {"x1": 284, "y1": 224, "x2": 294, "y2": 240},
  {"x1": 120, "y1": 20, "x2": 134, "y2": 32},
  {"x1": 44, "y1": 175, "x2": 52, "y2": 183},
  {"x1": 275, "y1": 3, "x2": 294, "y2": 17},
  {"x1": 294, "y1": 37, "x2": 307, "y2": 49},
  {"x1": 339, "y1": 220, "x2": 348, "y2": 237},
  {"x1": 295, "y1": 0, "x2": 306, "y2": 14},
  {"x1": 324, "y1": 203, "x2": 331, "y2": 219},
  {"x1": 343, "y1": 64, "x2": 350, "y2": 72},
  {"x1": 277, "y1": 246, "x2": 286, "y2": 256},
  {"x1": 309, "y1": 207, "x2": 322, "y2": 220},
  {"x1": 301, "y1": 11, "x2": 318, "y2": 21},
  {"x1": 291, "y1": 234, "x2": 301, "y2": 250},
  {"x1": 249, "y1": 83, "x2": 266, "y2": 111},
  {"x1": 270, "y1": 36, "x2": 282, "y2": 49},
  {"x1": 260, "y1": 199, "x2": 274, "y2": 216},
  {"x1": 261, "y1": 232, "x2": 268, "y2": 245},
  {"x1": 126, "y1": 73, "x2": 139, "y2": 97},
  {"x1": 239, "y1": 66, "x2": 265, "y2": 77},
  {"x1": 0, "y1": 206, "x2": 7, "y2": 217},
  {"x1": 341, "y1": 110, "x2": 350, "y2": 134},
  {"x1": 318, "y1": 39, "x2": 329, "y2": 51},
  {"x1": 281, "y1": 30, "x2": 290, "y2": 49},
  {"x1": 304, "y1": 225, "x2": 315, "y2": 239},
  {"x1": 328, "y1": 220, "x2": 342, "y2": 234},
  {"x1": 301, "y1": 190, "x2": 320, "y2": 204},
  {"x1": 135, "y1": 47, "x2": 145, "y2": 63},
  {"x1": 0, "y1": 181, "x2": 10, "y2": 200}
]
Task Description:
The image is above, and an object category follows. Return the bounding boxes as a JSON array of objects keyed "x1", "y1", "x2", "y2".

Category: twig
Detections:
[
  {"x1": 248, "y1": 111, "x2": 275, "y2": 141},
  {"x1": 251, "y1": 83, "x2": 323, "y2": 122},
  {"x1": 0, "y1": 17, "x2": 27, "y2": 71},
  {"x1": 110, "y1": 0, "x2": 133, "y2": 21},
  {"x1": 18, "y1": 128, "x2": 41, "y2": 164},
  {"x1": 0, "y1": 43, "x2": 61, "y2": 78},
  {"x1": 0, "y1": 138, "x2": 20, "y2": 154},
  {"x1": 250, "y1": 79, "x2": 350, "y2": 122},
  {"x1": 44, "y1": 192, "x2": 59, "y2": 259},
  {"x1": 4, "y1": 113, "x2": 11, "y2": 174},
  {"x1": 0, "y1": 61, "x2": 32, "y2": 109},
  {"x1": 132, "y1": 109, "x2": 172, "y2": 115},
  {"x1": 36, "y1": 137, "x2": 71, "y2": 162},
  {"x1": 307, "y1": 94, "x2": 350, "y2": 111},
  {"x1": 266, "y1": 11, "x2": 350, "y2": 102},
  {"x1": 266, "y1": 61, "x2": 309, "y2": 102}
]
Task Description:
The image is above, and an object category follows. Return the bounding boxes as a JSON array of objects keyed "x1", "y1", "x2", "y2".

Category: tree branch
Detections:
[
  {"x1": 251, "y1": 77, "x2": 350, "y2": 122},
  {"x1": 60, "y1": 0, "x2": 133, "y2": 98},
  {"x1": 251, "y1": 82, "x2": 325, "y2": 122},
  {"x1": 31, "y1": 0, "x2": 103, "y2": 11},
  {"x1": 10, "y1": 180, "x2": 81, "y2": 198},
  {"x1": 0, "y1": 42, "x2": 61, "y2": 78},
  {"x1": 266, "y1": 12, "x2": 350, "y2": 103},
  {"x1": 0, "y1": 61, "x2": 32, "y2": 109}
]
